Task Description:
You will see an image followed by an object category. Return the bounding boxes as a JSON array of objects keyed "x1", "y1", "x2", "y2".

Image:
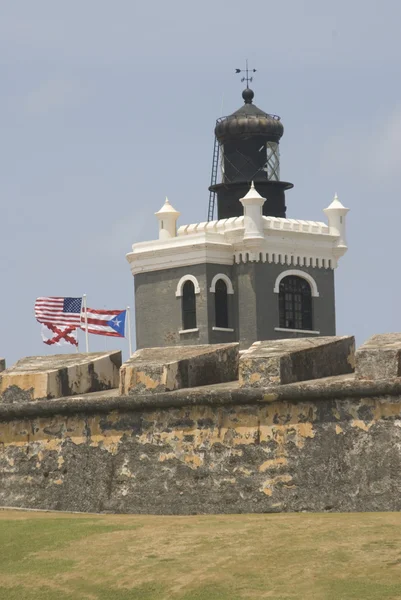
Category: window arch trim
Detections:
[
  {"x1": 273, "y1": 270, "x2": 319, "y2": 297},
  {"x1": 209, "y1": 273, "x2": 234, "y2": 294},
  {"x1": 175, "y1": 275, "x2": 201, "y2": 297}
]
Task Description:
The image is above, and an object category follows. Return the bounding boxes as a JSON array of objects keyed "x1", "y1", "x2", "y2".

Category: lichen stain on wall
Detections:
[
  {"x1": 0, "y1": 413, "x2": 126, "y2": 472},
  {"x1": 138, "y1": 401, "x2": 317, "y2": 445},
  {"x1": 373, "y1": 400, "x2": 401, "y2": 420},
  {"x1": 329, "y1": 398, "x2": 401, "y2": 433},
  {"x1": 351, "y1": 419, "x2": 373, "y2": 432},
  {"x1": 261, "y1": 474, "x2": 294, "y2": 496},
  {"x1": 131, "y1": 369, "x2": 165, "y2": 392},
  {"x1": 259, "y1": 457, "x2": 289, "y2": 472}
]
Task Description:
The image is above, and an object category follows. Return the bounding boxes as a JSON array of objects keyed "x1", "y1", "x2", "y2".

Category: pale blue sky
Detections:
[{"x1": 2, "y1": 0, "x2": 401, "y2": 365}]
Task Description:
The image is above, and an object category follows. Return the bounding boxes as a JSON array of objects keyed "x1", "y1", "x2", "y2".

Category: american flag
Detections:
[
  {"x1": 81, "y1": 308, "x2": 126, "y2": 338},
  {"x1": 34, "y1": 297, "x2": 82, "y2": 327}
]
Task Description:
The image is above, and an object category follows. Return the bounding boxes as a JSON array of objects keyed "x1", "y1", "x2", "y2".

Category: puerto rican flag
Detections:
[{"x1": 81, "y1": 308, "x2": 126, "y2": 338}]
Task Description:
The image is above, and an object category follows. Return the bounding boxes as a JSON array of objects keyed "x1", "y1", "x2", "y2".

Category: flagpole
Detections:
[
  {"x1": 126, "y1": 306, "x2": 132, "y2": 357},
  {"x1": 75, "y1": 328, "x2": 79, "y2": 352},
  {"x1": 103, "y1": 303, "x2": 107, "y2": 351},
  {"x1": 83, "y1": 294, "x2": 89, "y2": 353}
]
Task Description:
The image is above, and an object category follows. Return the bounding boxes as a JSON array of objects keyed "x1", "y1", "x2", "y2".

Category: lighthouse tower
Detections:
[{"x1": 127, "y1": 84, "x2": 349, "y2": 350}]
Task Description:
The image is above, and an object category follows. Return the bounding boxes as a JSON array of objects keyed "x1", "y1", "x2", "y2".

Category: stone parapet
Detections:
[
  {"x1": 356, "y1": 333, "x2": 401, "y2": 380},
  {"x1": 120, "y1": 343, "x2": 239, "y2": 395},
  {"x1": 0, "y1": 351, "x2": 121, "y2": 403},
  {"x1": 0, "y1": 359, "x2": 5, "y2": 373},
  {"x1": 239, "y1": 336, "x2": 355, "y2": 388}
]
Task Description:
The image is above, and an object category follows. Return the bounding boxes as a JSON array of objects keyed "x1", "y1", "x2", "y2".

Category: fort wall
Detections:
[{"x1": 1, "y1": 378, "x2": 401, "y2": 514}]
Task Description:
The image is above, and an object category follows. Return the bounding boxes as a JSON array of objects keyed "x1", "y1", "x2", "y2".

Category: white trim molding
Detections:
[
  {"x1": 175, "y1": 275, "x2": 201, "y2": 297},
  {"x1": 274, "y1": 327, "x2": 320, "y2": 335},
  {"x1": 273, "y1": 270, "x2": 320, "y2": 298},
  {"x1": 209, "y1": 273, "x2": 234, "y2": 294},
  {"x1": 127, "y1": 208, "x2": 347, "y2": 276},
  {"x1": 212, "y1": 326, "x2": 234, "y2": 332},
  {"x1": 179, "y1": 328, "x2": 199, "y2": 334}
]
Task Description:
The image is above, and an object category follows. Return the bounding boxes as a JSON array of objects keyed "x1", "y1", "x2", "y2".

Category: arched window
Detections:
[
  {"x1": 215, "y1": 279, "x2": 228, "y2": 328},
  {"x1": 279, "y1": 276, "x2": 312, "y2": 330},
  {"x1": 182, "y1": 280, "x2": 197, "y2": 330}
]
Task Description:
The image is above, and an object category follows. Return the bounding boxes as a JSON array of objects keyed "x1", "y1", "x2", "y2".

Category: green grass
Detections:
[{"x1": 1, "y1": 511, "x2": 401, "y2": 599}]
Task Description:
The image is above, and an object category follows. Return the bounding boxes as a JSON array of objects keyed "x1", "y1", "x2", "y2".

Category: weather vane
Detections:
[{"x1": 235, "y1": 60, "x2": 257, "y2": 88}]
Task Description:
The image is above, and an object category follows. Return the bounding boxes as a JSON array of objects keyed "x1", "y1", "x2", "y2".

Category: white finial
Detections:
[
  {"x1": 155, "y1": 197, "x2": 180, "y2": 215},
  {"x1": 324, "y1": 192, "x2": 348, "y2": 213},
  {"x1": 242, "y1": 181, "x2": 264, "y2": 201}
]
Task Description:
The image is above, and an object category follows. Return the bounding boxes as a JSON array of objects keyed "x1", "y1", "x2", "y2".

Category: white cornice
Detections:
[
  {"x1": 127, "y1": 212, "x2": 347, "y2": 275},
  {"x1": 127, "y1": 233, "x2": 233, "y2": 275}
]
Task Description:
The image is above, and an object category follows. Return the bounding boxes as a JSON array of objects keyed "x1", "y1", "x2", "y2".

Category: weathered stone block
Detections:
[
  {"x1": 120, "y1": 343, "x2": 239, "y2": 395},
  {"x1": 239, "y1": 336, "x2": 355, "y2": 388},
  {"x1": 0, "y1": 359, "x2": 5, "y2": 373},
  {"x1": 356, "y1": 334, "x2": 401, "y2": 380},
  {"x1": 0, "y1": 351, "x2": 121, "y2": 403}
]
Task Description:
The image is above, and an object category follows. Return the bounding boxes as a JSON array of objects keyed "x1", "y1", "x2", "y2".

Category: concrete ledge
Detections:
[
  {"x1": 0, "y1": 351, "x2": 122, "y2": 403},
  {"x1": 239, "y1": 336, "x2": 355, "y2": 388},
  {"x1": 120, "y1": 343, "x2": 239, "y2": 395},
  {"x1": 356, "y1": 333, "x2": 401, "y2": 380}
]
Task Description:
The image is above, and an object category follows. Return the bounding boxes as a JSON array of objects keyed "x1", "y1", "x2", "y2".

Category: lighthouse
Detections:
[{"x1": 127, "y1": 79, "x2": 349, "y2": 350}]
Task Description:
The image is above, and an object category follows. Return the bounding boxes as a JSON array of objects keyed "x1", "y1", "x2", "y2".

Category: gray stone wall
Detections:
[
  {"x1": 135, "y1": 264, "x2": 209, "y2": 349},
  {"x1": 134, "y1": 261, "x2": 335, "y2": 350},
  {"x1": 1, "y1": 380, "x2": 401, "y2": 514}
]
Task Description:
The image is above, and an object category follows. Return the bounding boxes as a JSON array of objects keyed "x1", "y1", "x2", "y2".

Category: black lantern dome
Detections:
[
  {"x1": 215, "y1": 89, "x2": 284, "y2": 143},
  {"x1": 209, "y1": 88, "x2": 293, "y2": 220}
]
